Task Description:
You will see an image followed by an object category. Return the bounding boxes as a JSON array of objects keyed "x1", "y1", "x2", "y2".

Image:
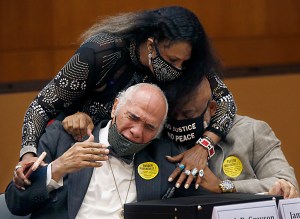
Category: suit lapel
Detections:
[
  {"x1": 68, "y1": 168, "x2": 94, "y2": 219},
  {"x1": 134, "y1": 150, "x2": 162, "y2": 201},
  {"x1": 135, "y1": 139, "x2": 178, "y2": 201}
]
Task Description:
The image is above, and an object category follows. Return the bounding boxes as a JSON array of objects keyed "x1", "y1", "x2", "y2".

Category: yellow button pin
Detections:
[
  {"x1": 222, "y1": 156, "x2": 243, "y2": 178},
  {"x1": 138, "y1": 162, "x2": 159, "y2": 180}
]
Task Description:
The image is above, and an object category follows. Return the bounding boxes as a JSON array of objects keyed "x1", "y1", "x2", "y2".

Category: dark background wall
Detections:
[{"x1": 0, "y1": 0, "x2": 299, "y2": 192}]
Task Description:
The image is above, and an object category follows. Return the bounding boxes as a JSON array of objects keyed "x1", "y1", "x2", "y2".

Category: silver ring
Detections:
[
  {"x1": 191, "y1": 168, "x2": 198, "y2": 176},
  {"x1": 199, "y1": 169, "x2": 204, "y2": 177},
  {"x1": 177, "y1": 163, "x2": 185, "y2": 171},
  {"x1": 184, "y1": 169, "x2": 191, "y2": 176},
  {"x1": 15, "y1": 165, "x2": 22, "y2": 171}
]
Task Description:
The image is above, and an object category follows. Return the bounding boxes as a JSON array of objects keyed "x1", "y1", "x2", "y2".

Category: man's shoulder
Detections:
[
  {"x1": 45, "y1": 120, "x2": 65, "y2": 132},
  {"x1": 228, "y1": 115, "x2": 274, "y2": 139},
  {"x1": 42, "y1": 120, "x2": 72, "y2": 142},
  {"x1": 233, "y1": 115, "x2": 269, "y2": 127}
]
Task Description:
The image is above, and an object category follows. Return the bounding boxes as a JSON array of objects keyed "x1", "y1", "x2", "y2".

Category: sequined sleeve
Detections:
[
  {"x1": 206, "y1": 73, "x2": 237, "y2": 137},
  {"x1": 20, "y1": 34, "x2": 125, "y2": 157}
]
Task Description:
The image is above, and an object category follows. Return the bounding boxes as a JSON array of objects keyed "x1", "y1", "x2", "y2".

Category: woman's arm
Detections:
[
  {"x1": 20, "y1": 33, "x2": 126, "y2": 158},
  {"x1": 20, "y1": 46, "x2": 96, "y2": 158},
  {"x1": 206, "y1": 72, "x2": 237, "y2": 138}
]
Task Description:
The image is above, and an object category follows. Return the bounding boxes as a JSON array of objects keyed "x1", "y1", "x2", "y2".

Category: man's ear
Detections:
[
  {"x1": 208, "y1": 100, "x2": 217, "y2": 117},
  {"x1": 111, "y1": 98, "x2": 119, "y2": 119}
]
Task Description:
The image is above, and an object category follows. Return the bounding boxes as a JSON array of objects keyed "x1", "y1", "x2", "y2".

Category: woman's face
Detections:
[
  {"x1": 154, "y1": 40, "x2": 192, "y2": 70},
  {"x1": 147, "y1": 39, "x2": 192, "y2": 82}
]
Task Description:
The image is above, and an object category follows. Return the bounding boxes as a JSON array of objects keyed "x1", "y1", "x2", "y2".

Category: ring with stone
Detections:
[
  {"x1": 184, "y1": 169, "x2": 191, "y2": 176},
  {"x1": 15, "y1": 165, "x2": 22, "y2": 171},
  {"x1": 191, "y1": 168, "x2": 198, "y2": 176},
  {"x1": 177, "y1": 163, "x2": 185, "y2": 171},
  {"x1": 198, "y1": 169, "x2": 204, "y2": 177}
]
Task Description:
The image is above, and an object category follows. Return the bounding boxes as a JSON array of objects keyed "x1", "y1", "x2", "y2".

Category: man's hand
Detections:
[
  {"x1": 166, "y1": 145, "x2": 208, "y2": 188},
  {"x1": 268, "y1": 179, "x2": 299, "y2": 199},
  {"x1": 13, "y1": 153, "x2": 47, "y2": 190},
  {"x1": 51, "y1": 134, "x2": 109, "y2": 182},
  {"x1": 62, "y1": 112, "x2": 94, "y2": 141}
]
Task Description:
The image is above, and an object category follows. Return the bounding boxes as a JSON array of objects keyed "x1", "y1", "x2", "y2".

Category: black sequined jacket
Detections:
[{"x1": 20, "y1": 33, "x2": 237, "y2": 157}]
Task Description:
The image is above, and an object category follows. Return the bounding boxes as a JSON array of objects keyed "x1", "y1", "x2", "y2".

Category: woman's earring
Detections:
[{"x1": 148, "y1": 52, "x2": 152, "y2": 66}]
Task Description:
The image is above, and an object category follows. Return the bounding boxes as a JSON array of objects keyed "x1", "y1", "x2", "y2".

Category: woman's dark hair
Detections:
[
  {"x1": 162, "y1": 34, "x2": 223, "y2": 116},
  {"x1": 81, "y1": 6, "x2": 202, "y2": 45},
  {"x1": 82, "y1": 6, "x2": 222, "y2": 113}
]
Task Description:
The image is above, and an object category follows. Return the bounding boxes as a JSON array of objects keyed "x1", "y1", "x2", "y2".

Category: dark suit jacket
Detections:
[{"x1": 5, "y1": 120, "x2": 207, "y2": 219}]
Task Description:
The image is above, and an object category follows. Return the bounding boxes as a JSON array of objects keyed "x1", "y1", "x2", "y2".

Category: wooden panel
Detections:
[
  {"x1": 0, "y1": 51, "x2": 54, "y2": 82},
  {"x1": 0, "y1": 0, "x2": 300, "y2": 83},
  {"x1": 196, "y1": 0, "x2": 300, "y2": 38},
  {"x1": 0, "y1": 0, "x2": 54, "y2": 50},
  {"x1": 215, "y1": 37, "x2": 300, "y2": 67},
  {"x1": 0, "y1": 91, "x2": 38, "y2": 193},
  {"x1": 0, "y1": 49, "x2": 75, "y2": 83},
  {"x1": 50, "y1": 0, "x2": 186, "y2": 46}
]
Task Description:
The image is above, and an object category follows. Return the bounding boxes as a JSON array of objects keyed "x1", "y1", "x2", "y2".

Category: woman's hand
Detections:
[
  {"x1": 62, "y1": 112, "x2": 94, "y2": 141},
  {"x1": 13, "y1": 153, "x2": 46, "y2": 190},
  {"x1": 166, "y1": 131, "x2": 221, "y2": 189},
  {"x1": 166, "y1": 145, "x2": 208, "y2": 188},
  {"x1": 195, "y1": 166, "x2": 222, "y2": 193}
]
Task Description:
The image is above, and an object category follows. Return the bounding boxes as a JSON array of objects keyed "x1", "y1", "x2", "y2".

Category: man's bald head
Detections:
[
  {"x1": 112, "y1": 83, "x2": 168, "y2": 138},
  {"x1": 171, "y1": 77, "x2": 214, "y2": 120}
]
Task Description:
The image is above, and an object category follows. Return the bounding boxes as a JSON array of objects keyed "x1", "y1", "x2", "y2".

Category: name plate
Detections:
[
  {"x1": 278, "y1": 198, "x2": 300, "y2": 219},
  {"x1": 212, "y1": 200, "x2": 278, "y2": 219}
]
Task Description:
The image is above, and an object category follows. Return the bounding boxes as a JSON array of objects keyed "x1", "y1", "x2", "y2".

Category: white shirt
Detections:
[{"x1": 75, "y1": 120, "x2": 137, "y2": 219}]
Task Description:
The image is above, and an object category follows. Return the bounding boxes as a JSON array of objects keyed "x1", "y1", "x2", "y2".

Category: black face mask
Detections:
[
  {"x1": 165, "y1": 110, "x2": 206, "y2": 147},
  {"x1": 151, "y1": 43, "x2": 183, "y2": 82},
  {"x1": 108, "y1": 123, "x2": 150, "y2": 157}
]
